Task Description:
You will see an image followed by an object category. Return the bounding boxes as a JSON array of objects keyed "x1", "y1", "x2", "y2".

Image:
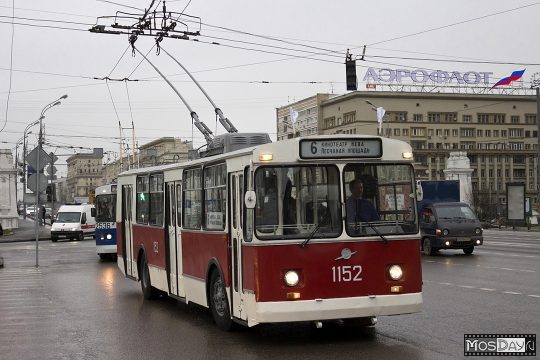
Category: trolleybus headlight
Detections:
[
  {"x1": 442, "y1": 229, "x2": 449, "y2": 236},
  {"x1": 106, "y1": 234, "x2": 112, "y2": 240},
  {"x1": 475, "y1": 227, "x2": 482, "y2": 235},
  {"x1": 71, "y1": 227, "x2": 77, "y2": 232},
  {"x1": 388, "y1": 265, "x2": 403, "y2": 281},
  {"x1": 435, "y1": 229, "x2": 442, "y2": 236},
  {"x1": 284, "y1": 270, "x2": 299, "y2": 287},
  {"x1": 100, "y1": 234, "x2": 105, "y2": 240}
]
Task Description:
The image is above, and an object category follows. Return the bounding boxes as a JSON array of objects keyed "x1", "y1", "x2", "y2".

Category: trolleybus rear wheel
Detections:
[{"x1": 209, "y1": 270, "x2": 234, "y2": 331}]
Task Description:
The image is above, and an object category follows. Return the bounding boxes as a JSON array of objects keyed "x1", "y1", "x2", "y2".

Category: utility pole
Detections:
[
  {"x1": 530, "y1": 73, "x2": 540, "y2": 212},
  {"x1": 132, "y1": 121, "x2": 136, "y2": 168}
]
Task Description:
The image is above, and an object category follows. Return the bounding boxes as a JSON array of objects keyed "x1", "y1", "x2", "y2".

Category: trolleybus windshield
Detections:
[
  {"x1": 95, "y1": 194, "x2": 116, "y2": 223},
  {"x1": 254, "y1": 165, "x2": 342, "y2": 239},
  {"x1": 343, "y1": 163, "x2": 417, "y2": 237}
]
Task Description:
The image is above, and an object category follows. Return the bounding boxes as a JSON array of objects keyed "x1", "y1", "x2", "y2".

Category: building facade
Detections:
[
  {"x1": 99, "y1": 137, "x2": 193, "y2": 186},
  {"x1": 139, "y1": 137, "x2": 193, "y2": 167},
  {"x1": 316, "y1": 91, "x2": 539, "y2": 214},
  {"x1": 276, "y1": 94, "x2": 331, "y2": 141},
  {"x1": 66, "y1": 152, "x2": 103, "y2": 202}
]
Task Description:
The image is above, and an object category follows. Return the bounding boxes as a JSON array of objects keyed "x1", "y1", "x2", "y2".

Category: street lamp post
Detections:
[
  {"x1": 365, "y1": 100, "x2": 388, "y2": 137},
  {"x1": 22, "y1": 122, "x2": 38, "y2": 219},
  {"x1": 32, "y1": 94, "x2": 68, "y2": 267}
]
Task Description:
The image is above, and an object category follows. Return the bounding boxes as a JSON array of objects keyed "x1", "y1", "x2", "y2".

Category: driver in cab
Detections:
[{"x1": 346, "y1": 179, "x2": 379, "y2": 233}]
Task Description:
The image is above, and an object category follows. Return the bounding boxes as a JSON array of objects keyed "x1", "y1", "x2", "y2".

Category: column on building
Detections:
[
  {"x1": 0, "y1": 149, "x2": 19, "y2": 229},
  {"x1": 444, "y1": 151, "x2": 474, "y2": 206}
]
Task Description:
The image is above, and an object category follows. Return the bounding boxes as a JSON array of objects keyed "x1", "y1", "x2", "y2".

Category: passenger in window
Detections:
[
  {"x1": 257, "y1": 174, "x2": 278, "y2": 232},
  {"x1": 346, "y1": 179, "x2": 379, "y2": 231}
]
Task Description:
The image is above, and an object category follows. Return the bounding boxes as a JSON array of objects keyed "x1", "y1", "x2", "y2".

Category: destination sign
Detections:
[{"x1": 299, "y1": 138, "x2": 382, "y2": 159}]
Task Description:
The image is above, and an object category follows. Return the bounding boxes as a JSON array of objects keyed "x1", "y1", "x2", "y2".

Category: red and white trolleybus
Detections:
[{"x1": 116, "y1": 133, "x2": 422, "y2": 330}]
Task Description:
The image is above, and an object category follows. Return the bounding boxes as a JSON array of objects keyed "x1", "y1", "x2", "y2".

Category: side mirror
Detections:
[
  {"x1": 244, "y1": 191, "x2": 256, "y2": 209},
  {"x1": 91, "y1": 208, "x2": 96, "y2": 217},
  {"x1": 81, "y1": 213, "x2": 87, "y2": 225}
]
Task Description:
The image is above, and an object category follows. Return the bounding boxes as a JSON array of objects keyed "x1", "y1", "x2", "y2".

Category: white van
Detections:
[{"x1": 51, "y1": 204, "x2": 96, "y2": 242}]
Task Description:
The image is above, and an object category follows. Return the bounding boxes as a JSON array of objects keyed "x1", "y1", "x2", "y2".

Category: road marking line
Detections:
[
  {"x1": 439, "y1": 282, "x2": 453, "y2": 286},
  {"x1": 528, "y1": 294, "x2": 540, "y2": 298},
  {"x1": 502, "y1": 291, "x2": 522, "y2": 295},
  {"x1": 457, "y1": 285, "x2": 476, "y2": 289},
  {"x1": 479, "y1": 288, "x2": 497, "y2": 291}
]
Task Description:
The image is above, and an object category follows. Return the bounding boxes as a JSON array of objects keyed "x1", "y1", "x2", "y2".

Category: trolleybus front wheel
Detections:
[
  {"x1": 140, "y1": 252, "x2": 159, "y2": 300},
  {"x1": 209, "y1": 270, "x2": 234, "y2": 331}
]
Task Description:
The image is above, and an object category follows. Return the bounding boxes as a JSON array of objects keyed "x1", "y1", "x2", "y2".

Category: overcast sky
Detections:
[{"x1": 1, "y1": 0, "x2": 539, "y2": 176}]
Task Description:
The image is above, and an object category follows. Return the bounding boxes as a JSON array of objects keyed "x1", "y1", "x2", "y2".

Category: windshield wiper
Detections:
[
  {"x1": 301, "y1": 224, "x2": 322, "y2": 248},
  {"x1": 363, "y1": 221, "x2": 388, "y2": 244}
]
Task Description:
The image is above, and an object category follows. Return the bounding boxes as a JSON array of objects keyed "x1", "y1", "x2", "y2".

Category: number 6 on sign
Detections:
[{"x1": 332, "y1": 265, "x2": 362, "y2": 282}]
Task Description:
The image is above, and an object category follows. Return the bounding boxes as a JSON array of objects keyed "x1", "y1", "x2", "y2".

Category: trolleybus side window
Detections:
[
  {"x1": 149, "y1": 174, "x2": 164, "y2": 227},
  {"x1": 254, "y1": 165, "x2": 341, "y2": 240},
  {"x1": 176, "y1": 184, "x2": 182, "y2": 227},
  {"x1": 343, "y1": 164, "x2": 417, "y2": 236},
  {"x1": 136, "y1": 175, "x2": 149, "y2": 224},
  {"x1": 183, "y1": 168, "x2": 202, "y2": 229},
  {"x1": 204, "y1": 163, "x2": 226, "y2": 231}
]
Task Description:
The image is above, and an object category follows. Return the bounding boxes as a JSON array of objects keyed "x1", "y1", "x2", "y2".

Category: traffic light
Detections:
[
  {"x1": 46, "y1": 184, "x2": 56, "y2": 202},
  {"x1": 346, "y1": 59, "x2": 357, "y2": 91}
]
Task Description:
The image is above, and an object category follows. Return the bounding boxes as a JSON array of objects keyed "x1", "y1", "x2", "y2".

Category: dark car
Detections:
[{"x1": 420, "y1": 202, "x2": 483, "y2": 255}]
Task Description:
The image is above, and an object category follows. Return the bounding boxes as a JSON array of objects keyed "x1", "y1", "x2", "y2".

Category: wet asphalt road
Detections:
[{"x1": 0, "y1": 230, "x2": 538, "y2": 360}]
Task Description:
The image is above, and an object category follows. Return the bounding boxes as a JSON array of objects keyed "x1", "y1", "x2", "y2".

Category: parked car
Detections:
[{"x1": 26, "y1": 206, "x2": 36, "y2": 216}]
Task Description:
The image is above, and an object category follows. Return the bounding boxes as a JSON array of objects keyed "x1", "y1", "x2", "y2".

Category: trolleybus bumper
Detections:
[
  {"x1": 96, "y1": 245, "x2": 117, "y2": 254},
  {"x1": 250, "y1": 292, "x2": 422, "y2": 325}
]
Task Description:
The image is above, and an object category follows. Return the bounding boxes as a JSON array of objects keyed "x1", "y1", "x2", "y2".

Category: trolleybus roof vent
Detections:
[{"x1": 201, "y1": 133, "x2": 271, "y2": 157}]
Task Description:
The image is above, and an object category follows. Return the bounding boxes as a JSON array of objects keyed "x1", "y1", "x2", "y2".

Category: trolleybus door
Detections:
[
  {"x1": 122, "y1": 185, "x2": 135, "y2": 278},
  {"x1": 175, "y1": 182, "x2": 185, "y2": 297},
  {"x1": 229, "y1": 172, "x2": 246, "y2": 320},
  {"x1": 166, "y1": 182, "x2": 184, "y2": 297}
]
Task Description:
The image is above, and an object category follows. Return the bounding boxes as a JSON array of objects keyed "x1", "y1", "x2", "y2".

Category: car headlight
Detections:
[
  {"x1": 106, "y1": 234, "x2": 112, "y2": 240},
  {"x1": 71, "y1": 227, "x2": 78, "y2": 232},
  {"x1": 284, "y1": 270, "x2": 299, "y2": 287},
  {"x1": 475, "y1": 228, "x2": 482, "y2": 235},
  {"x1": 388, "y1": 265, "x2": 403, "y2": 281},
  {"x1": 442, "y1": 229, "x2": 449, "y2": 236}
]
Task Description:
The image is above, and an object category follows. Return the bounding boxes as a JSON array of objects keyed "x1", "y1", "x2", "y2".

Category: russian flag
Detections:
[{"x1": 491, "y1": 69, "x2": 525, "y2": 88}]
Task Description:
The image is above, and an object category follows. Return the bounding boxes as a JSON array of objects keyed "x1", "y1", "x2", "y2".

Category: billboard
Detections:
[{"x1": 506, "y1": 183, "x2": 525, "y2": 221}]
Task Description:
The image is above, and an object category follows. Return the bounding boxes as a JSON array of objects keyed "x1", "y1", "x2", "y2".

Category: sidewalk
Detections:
[{"x1": 0, "y1": 216, "x2": 51, "y2": 243}]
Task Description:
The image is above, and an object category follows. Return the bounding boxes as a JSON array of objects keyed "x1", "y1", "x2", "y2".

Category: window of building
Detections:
[
  {"x1": 402, "y1": 129, "x2": 409, "y2": 136},
  {"x1": 462, "y1": 115, "x2": 472, "y2": 123},
  {"x1": 343, "y1": 111, "x2": 356, "y2": 124},
  {"x1": 323, "y1": 116, "x2": 336, "y2": 129},
  {"x1": 204, "y1": 163, "x2": 227, "y2": 231},
  {"x1": 476, "y1": 129, "x2": 483, "y2": 137},
  {"x1": 493, "y1": 130, "x2": 499, "y2": 137},
  {"x1": 494, "y1": 114, "x2": 505, "y2": 124},
  {"x1": 452, "y1": 129, "x2": 458, "y2": 137},
  {"x1": 413, "y1": 114, "x2": 423, "y2": 122},
  {"x1": 136, "y1": 175, "x2": 150, "y2": 224},
  {"x1": 501, "y1": 130, "x2": 507, "y2": 137},
  {"x1": 443, "y1": 129, "x2": 450, "y2": 137},
  {"x1": 525, "y1": 114, "x2": 537, "y2": 124},
  {"x1": 183, "y1": 168, "x2": 202, "y2": 229},
  {"x1": 509, "y1": 128, "x2": 523, "y2": 137},
  {"x1": 485, "y1": 129, "x2": 491, "y2": 137},
  {"x1": 411, "y1": 127, "x2": 426, "y2": 137},
  {"x1": 393, "y1": 128, "x2": 401, "y2": 136},
  {"x1": 460, "y1": 128, "x2": 475, "y2": 137},
  {"x1": 388, "y1": 111, "x2": 407, "y2": 121},
  {"x1": 511, "y1": 116, "x2": 520, "y2": 124}
]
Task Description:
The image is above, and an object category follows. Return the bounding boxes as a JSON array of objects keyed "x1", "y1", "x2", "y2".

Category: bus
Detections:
[
  {"x1": 95, "y1": 183, "x2": 118, "y2": 260},
  {"x1": 116, "y1": 133, "x2": 422, "y2": 330}
]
